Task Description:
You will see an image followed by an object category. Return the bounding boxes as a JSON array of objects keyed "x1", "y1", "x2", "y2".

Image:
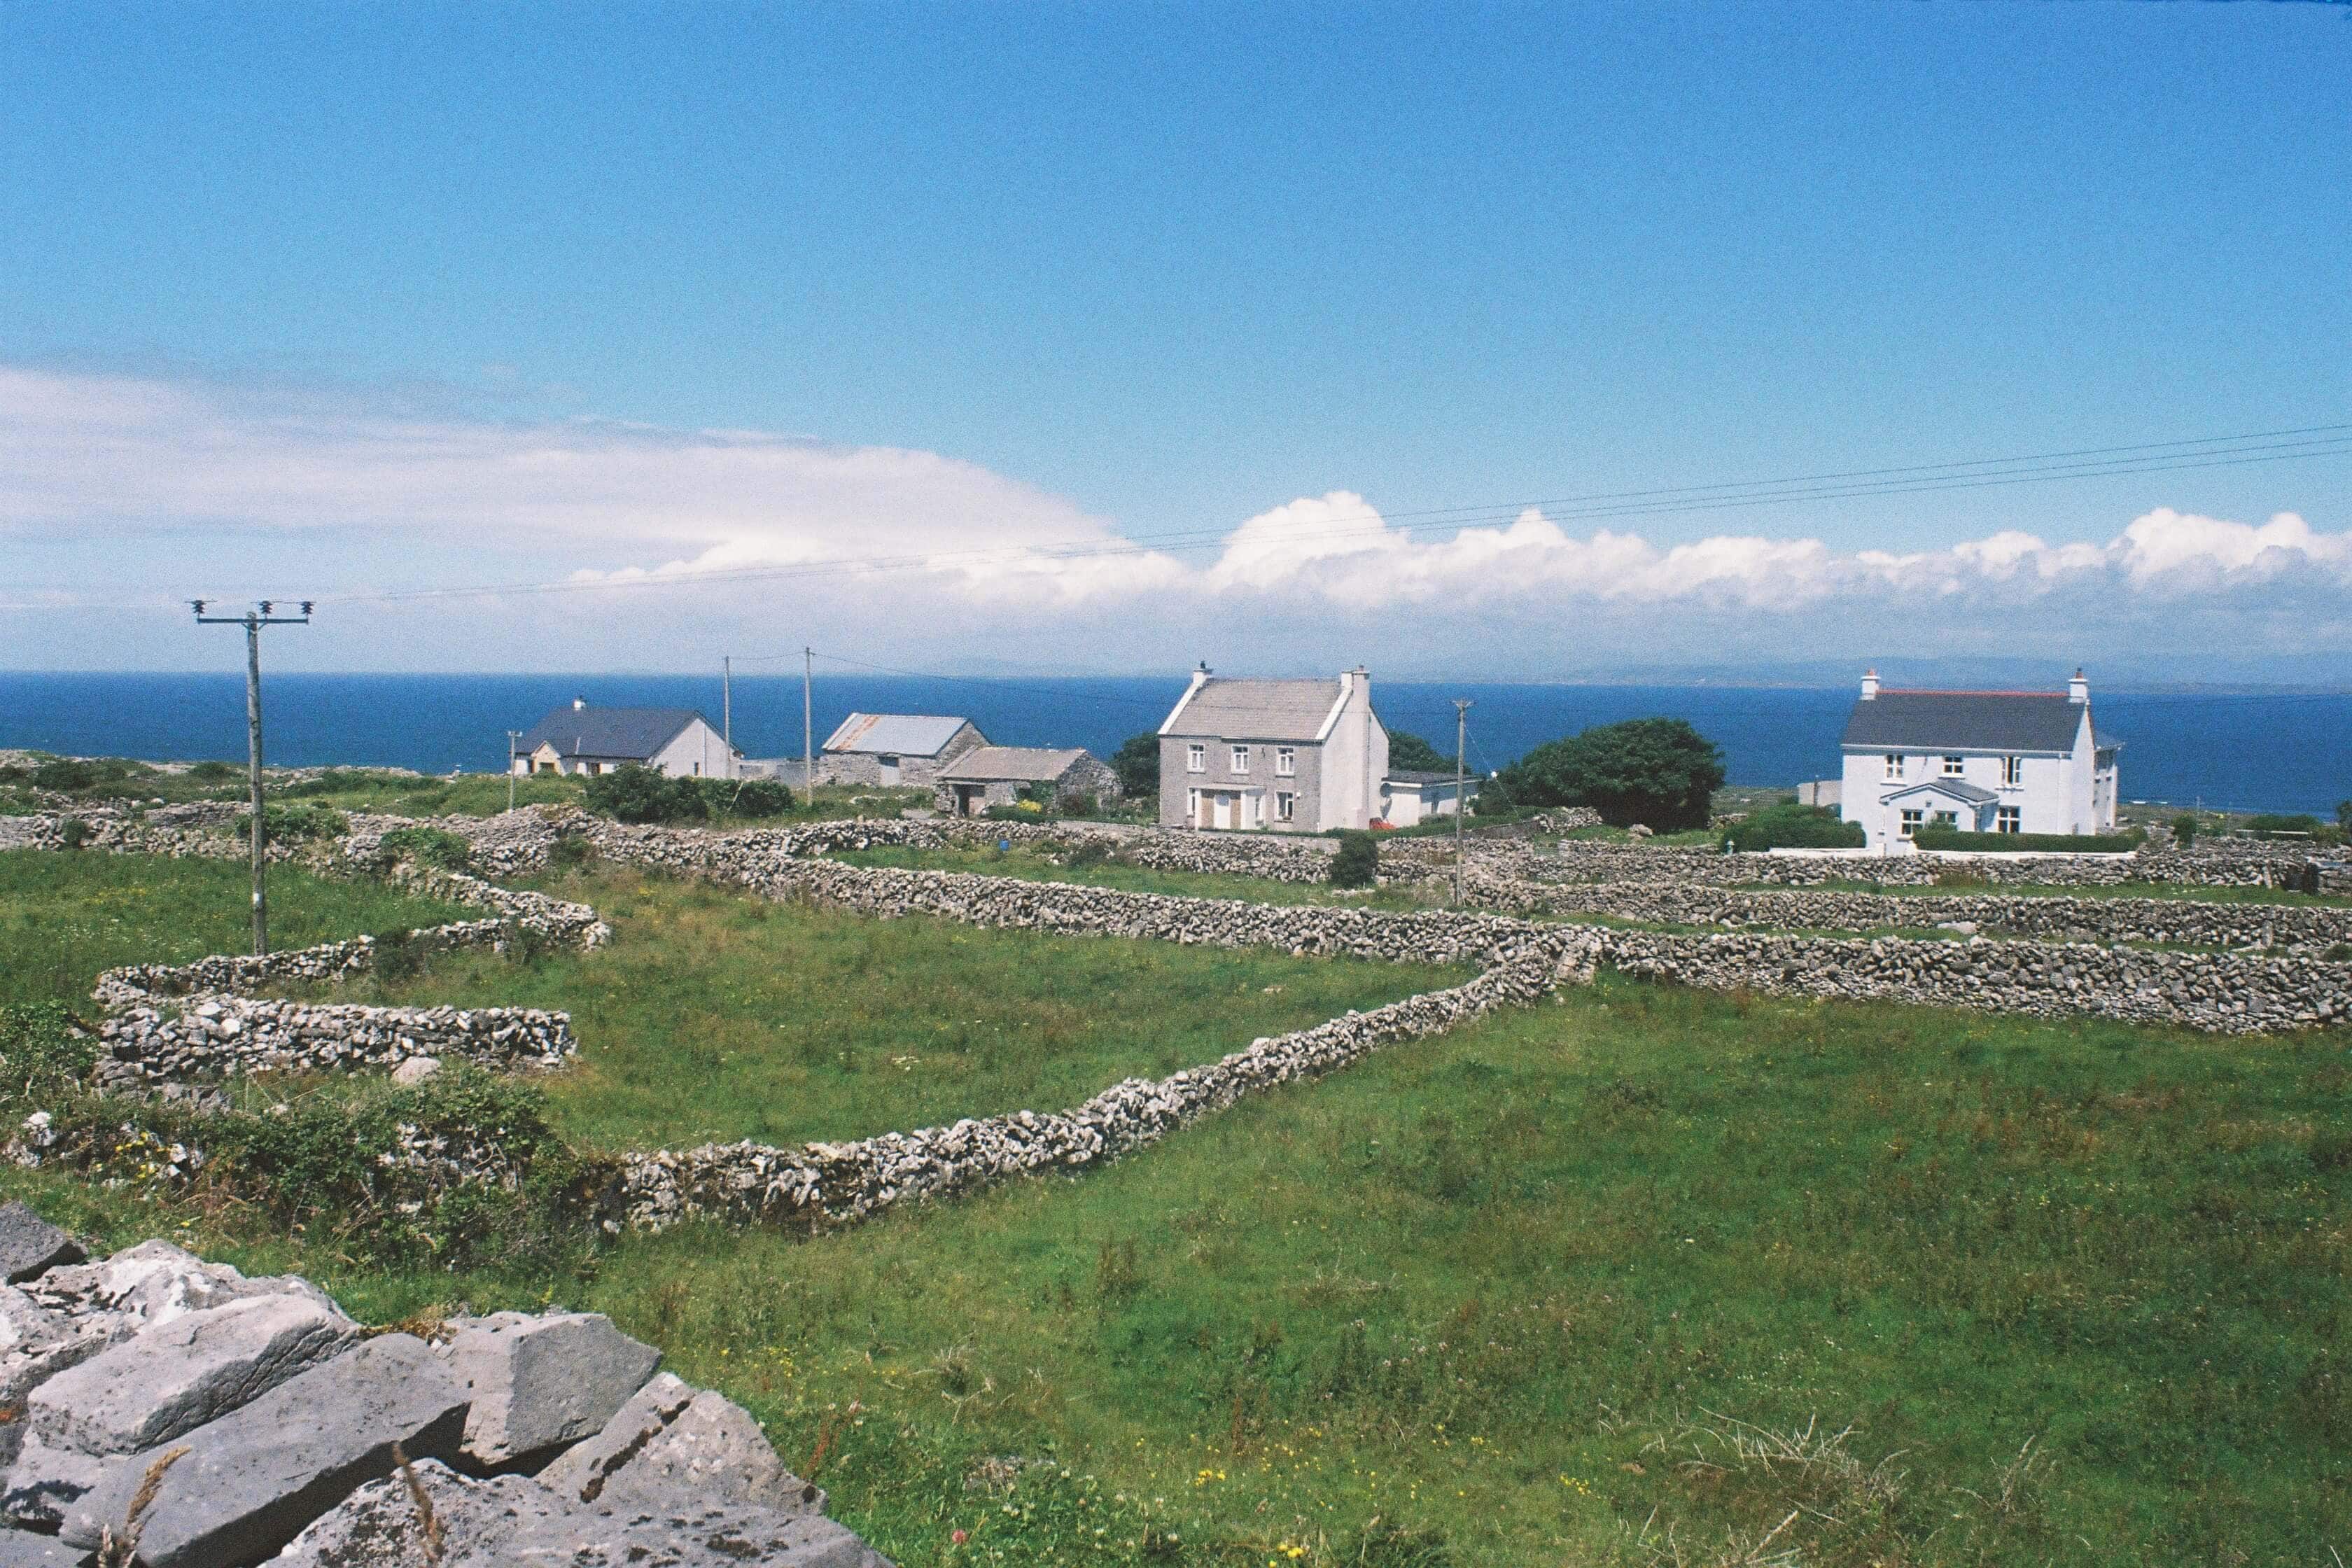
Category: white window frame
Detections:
[
  {"x1": 1942, "y1": 755, "x2": 1965, "y2": 776},
  {"x1": 1275, "y1": 790, "x2": 1296, "y2": 822},
  {"x1": 1275, "y1": 746, "x2": 1296, "y2": 776},
  {"x1": 1899, "y1": 808, "x2": 1924, "y2": 839},
  {"x1": 1996, "y1": 805, "x2": 2021, "y2": 834},
  {"x1": 1186, "y1": 744, "x2": 1205, "y2": 774},
  {"x1": 2001, "y1": 755, "x2": 2023, "y2": 785},
  {"x1": 1231, "y1": 745, "x2": 1250, "y2": 774},
  {"x1": 1884, "y1": 753, "x2": 1903, "y2": 780}
]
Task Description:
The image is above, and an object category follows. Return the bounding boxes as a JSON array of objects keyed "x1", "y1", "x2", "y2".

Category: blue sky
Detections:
[{"x1": 3, "y1": 2, "x2": 2347, "y2": 678}]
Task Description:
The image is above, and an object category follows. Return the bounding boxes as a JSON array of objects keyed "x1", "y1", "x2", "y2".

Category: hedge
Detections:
[{"x1": 1912, "y1": 828, "x2": 2141, "y2": 853}]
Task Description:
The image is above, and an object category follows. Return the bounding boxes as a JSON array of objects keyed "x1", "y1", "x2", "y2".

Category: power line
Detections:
[{"x1": 74, "y1": 421, "x2": 2352, "y2": 609}]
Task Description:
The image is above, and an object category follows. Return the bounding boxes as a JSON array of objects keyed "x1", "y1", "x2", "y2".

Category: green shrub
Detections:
[
  {"x1": 1470, "y1": 773, "x2": 1515, "y2": 814},
  {"x1": 31, "y1": 758, "x2": 99, "y2": 791},
  {"x1": 1912, "y1": 827, "x2": 2141, "y2": 853},
  {"x1": 727, "y1": 778, "x2": 795, "y2": 818},
  {"x1": 1330, "y1": 830, "x2": 1379, "y2": 888},
  {"x1": 0, "y1": 1002, "x2": 97, "y2": 1095},
  {"x1": 2171, "y1": 813, "x2": 2199, "y2": 848},
  {"x1": 2246, "y1": 813, "x2": 2325, "y2": 841},
  {"x1": 584, "y1": 764, "x2": 707, "y2": 825},
  {"x1": 376, "y1": 825, "x2": 473, "y2": 871},
  {"x1": 1061, "y1": 839, "x2": 1112, "y2": 869},
  {"x1": 548, "y1": 834, "x2": 596, "y2": 869},
  {"x1": 1110, "y1": 732, "x2": 1160, "y2": 797},
  {"x1": 370, "y1": 927, "x2": 427, "y2": 981},
  {"x1": 231, "y1": 802, "x2": 351, "y2": 842},
  {"x1": 279, "y1": 768, "x2": 419, "y2": 798},
  {"x1": 57, "y1": 816, "x2": 94, "y2": 850},
  {"x1": 1723, "y1": 802, "x2": 1865, "y2": 852},
  {"x1": 1497, "y1": 717, "x2": 1726, "y2": 830},
  {"x1": 187, "y1": 760, "x2": 241, "y2": 783}
]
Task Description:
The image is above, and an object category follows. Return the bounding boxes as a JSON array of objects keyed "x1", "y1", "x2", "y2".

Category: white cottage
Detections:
[
  {"x1": 1156, "y1": 666, "x2": 1387, "y2": 833},
  {"x1": 513, "y1": 699, "x2": 740, "y2": 780},
  {"x1": 1838, "y1": 668, "x2": 2120, "y2": 851}
]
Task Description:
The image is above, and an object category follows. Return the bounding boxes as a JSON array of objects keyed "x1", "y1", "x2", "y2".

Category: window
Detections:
[
  {"x1": 1231, "y1": 745, "x2": 1251, "y2": 774},
  {"x1": 1186, "y1": 744, "x2": 1205, "y2": 774},
  {"x1": 1942, "y1": 755, "x2": 1965, "y2": 776},
  {"x1": 1276, "y1": 791, "x2": 1296, "y2": 822},
  {"x1": 1997, "y1": 806, "x2": 2021, "y2": 834},
  {"x1": 1884, "y1": 753, "x2": 1903, "y2": 780},
  {"x1": 2001, "y1": 755, "x2": 2023, "y2": 785},
  {"x1": 1899, "y1": 808, "x2": 1924, "y2": 839},
  {"x1": 1276, "y1": 746, "x2": 1296, "y2": 776}
]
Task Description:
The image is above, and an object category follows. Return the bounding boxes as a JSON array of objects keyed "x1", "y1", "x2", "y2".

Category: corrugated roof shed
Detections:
[
  {"x1": 1162, "y1": 678, "x2": 1345, "y2": 741},
  {"x1": 517, "y1": 705, "x2": 708, "y2": 761},
  {"x1": 1842, "y1": 692, "x2": 2087, "y2": 752},
  {"x1": 821, "y1": 713, "x2": 978, "y2": 757},
  {"x1": 941, "y1": 746, "x2": 1088, "y2": 783}
]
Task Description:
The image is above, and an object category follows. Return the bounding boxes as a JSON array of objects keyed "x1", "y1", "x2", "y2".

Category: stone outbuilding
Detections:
[
  {"x1": 934, "y1": 747, "x2": 1121, "y2": 816},
  {"x1": 512, "y1": 700, "x2": 740, "y2": 780},
  {"x1": 818, "y1": 713, "x2": 986, "y2": 787}
]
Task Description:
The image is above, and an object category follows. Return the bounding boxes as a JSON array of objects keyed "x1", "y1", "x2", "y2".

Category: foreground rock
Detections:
[
  {"x1": 272, "y1": 1457, "x2": 886, "y2": 1567},
  {"x1": 0, "y1": 1205, "x2": 83, "y2": 1284},
  {"x1": 0, "y1": 1214, "x2": 890, "y2": 1567}
]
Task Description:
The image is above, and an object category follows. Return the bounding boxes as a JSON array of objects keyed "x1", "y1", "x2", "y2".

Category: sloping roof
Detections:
[
  {"x1": 1842, "y1": 691, "x2": 2087, "y2": 753},
  {"x1": 821, "y1": 713, "x2": 976, "y2": 757},
  {"x1": 1161, "y1": 678, "x2": 1346, "y2": 741},
  {"x1": 517, "y1": 705, "x2": 709, "y2": 761},
  {"x1": 1387, "y1": 769, "x2": 1469, "y2": 786},
  {"x1": 940, "y1": 746, "x2": 1090, "y2": 783},
  {"x1": 1884, "y1": 778, "x2": 2000, "y2": 806}
]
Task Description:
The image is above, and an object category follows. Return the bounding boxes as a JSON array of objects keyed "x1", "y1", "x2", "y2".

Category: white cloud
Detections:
[{"x1": 3, "y1": 364, "x2": 2346, "y2": 673}]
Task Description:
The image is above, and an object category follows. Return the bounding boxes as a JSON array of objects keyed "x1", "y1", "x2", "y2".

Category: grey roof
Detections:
[
  {"x1": 821, "y1": 713, "x2": 978, "y2": 757},
  {"x1": 1885, "y1": 778, "x2": 2000, "y2": 806},
  {"x1": 1387, "y1": 769, "x2": 1469, "y2": 786},
  {"x1": 517, "y1": 705, "x2": 711, "y2": 762},
  {"x1": 1842, "y1": 691, "x2": 2087, "y2": 753},
  {"x1": 1163, "y1": 678, "x2": 1345, "y2": 741},
  {"x1": 941, "y1": 746, "x2": 1090, "y2": 783}
]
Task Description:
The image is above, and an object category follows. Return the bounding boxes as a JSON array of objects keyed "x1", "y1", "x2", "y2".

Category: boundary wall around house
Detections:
[
  {"x1": 1458, "y1": 880, "x2": 2352, "y2": 953},
  {"x1": 1418, "y1": 838, "x2": 2325, "y2": 892}
]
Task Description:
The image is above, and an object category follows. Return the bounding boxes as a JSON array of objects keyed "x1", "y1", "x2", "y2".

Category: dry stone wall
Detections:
[
  {"x1": 1461, "y1": 879, "x2": 2352, "y2": 953},
  {"x1": 1417, "y1": 838, "x2": 2325, "y2": 892}
]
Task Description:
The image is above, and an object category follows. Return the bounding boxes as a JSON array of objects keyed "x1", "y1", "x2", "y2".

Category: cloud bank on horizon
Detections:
[{"x1": 4, "y1": 365, "x2": 2345, "y2": 673}]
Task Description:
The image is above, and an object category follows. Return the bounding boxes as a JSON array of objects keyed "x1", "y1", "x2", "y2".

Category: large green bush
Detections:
[
  {"x1": 2245, "y1": 813, "x2": 2325, "y2": 841},
  {"x1": 1387, "y1": 731, "x2": 1455, "y2": 772},
  {"x1": 376, "y1": 825, "x2": 473, "y2": 871},
  {"x1": 1110, "y1": 732, "x2": 1160, "y2": 798},
  {"x1": 231, "y1": 802, "x2": 351, "y2": 842},
  {"x1": 1498, "y1": 717, "x2": 1725, "y2": 830},
  {"x1": 1329, "y1": 830, "x2": 1380, "y2": 888},
  {"x1": 1723, "y1": 802, "x2": 1864, "y2": 852},
  {"x1": 584, "y1": 764, "x2": 707, "y2": 825}
]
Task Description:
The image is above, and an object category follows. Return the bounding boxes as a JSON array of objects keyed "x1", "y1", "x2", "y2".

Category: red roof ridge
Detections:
[{"x1": 1876, "y1": 687, "x2": 2073, "y2": 699}]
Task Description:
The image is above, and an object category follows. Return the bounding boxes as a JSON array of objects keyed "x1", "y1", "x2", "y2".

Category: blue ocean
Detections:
[{"x1": 1, "y1": 672, "x2": 2345, "y2": 816}]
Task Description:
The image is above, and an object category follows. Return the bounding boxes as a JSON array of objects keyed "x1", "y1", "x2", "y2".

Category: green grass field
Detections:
[
  {"x1": 270, "y1": 866, "x2": 1465, "y2": 1152},
  {"x1": 4, "y1": 850, "x2": 2347, "y2": 1564},
  {"x1": 0, "y1": 850, "x2": 473, "y2": 1007}
]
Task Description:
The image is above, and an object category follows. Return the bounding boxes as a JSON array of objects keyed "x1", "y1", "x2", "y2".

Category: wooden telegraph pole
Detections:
[
  {"x1": 1452, "y1": 699, "x2": 1472, "y2": 906},
  {"x1": 192, "y1": 599, "x2": 312, "y2": 957}
]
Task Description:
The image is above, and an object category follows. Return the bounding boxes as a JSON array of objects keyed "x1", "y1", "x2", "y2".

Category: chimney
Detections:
[
  {"x1": 1860, "y1": 668, "x2": 1879, "y2": 701},
  {"x1": 1187, "y1": 661, "x2": 1212, "y2": 694},
  {"x1": 2068, "y1": 667, "x2": 2089, "y2": 704},
  {"x1": 573, "y1": 696, "x2": 586, "y2": 711}
]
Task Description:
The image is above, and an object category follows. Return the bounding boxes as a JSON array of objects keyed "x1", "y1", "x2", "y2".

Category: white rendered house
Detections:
[
  {"x1": 513, "y1": 700, "x2": 741, "y2": 780},
  {"x1": 1837, "y1": 668, "x2": 2120, "y2": 852}
]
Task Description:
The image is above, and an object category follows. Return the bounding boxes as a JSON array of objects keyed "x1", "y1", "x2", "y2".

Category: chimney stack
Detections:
[
  {"x1": 2068, "y1": 667, "x2": 2089, "y2": 704},
  {"x1": 1860, "y1": 668, "x2": 1879, "y2": 701}
]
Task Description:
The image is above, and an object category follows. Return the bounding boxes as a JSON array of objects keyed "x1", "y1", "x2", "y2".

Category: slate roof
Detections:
[
  {"x1": 1884, "y1": 778, "x2": 2000, "y2": 806},
  {"x1": 941, "y1": 746, "x2": 1090, "y2": 783},
  {"x1": 1162, "y1": 678, "x2": 1347, "y2": 741},
  {"x1": 1387, "y1": 769, "x2": 1469, "y2": 786},
  {"x1": 821, "y1": 713, "x2": 977, "y2": 757},
  {"x1": 517, "y1": 705, "x2": 711, "y2": 762},
  {"x1": 1842, "y1": 691, "x2": 2087, "y2": 753}
]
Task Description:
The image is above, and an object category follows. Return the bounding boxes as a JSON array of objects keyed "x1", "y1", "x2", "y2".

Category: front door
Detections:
[
  {"x1": 1212, "y1": 792, "x2": 1234, "y2": 830},
  {"x1": 878, "y1": 755, "x2": 900, "y2": 786}
]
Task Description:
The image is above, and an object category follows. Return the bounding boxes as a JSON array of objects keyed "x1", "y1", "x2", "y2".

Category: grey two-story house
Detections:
[{"x1": 1156, "y1": 666, "x2": 1388, "y2": 833}]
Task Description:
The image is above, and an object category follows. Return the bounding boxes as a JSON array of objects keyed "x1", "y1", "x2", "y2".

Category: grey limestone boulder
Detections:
[
  {"x1": 538, "y1": 1371, "x2": 826, "y2": 1515},
  {"x1": 59, "y1": 1334, "x2": 468, "y2": 1568},
  {"x1": 0, "y1": 1205, "x2": 83, "y2": 1284},
  {"x1": 435, "y1": 1310, "x2": 659, "y2": 1469},
  {"x1": 267, "y1": 1459, "x2": 889, "y2": 1567},
  {"x1": 0, "y1": 1528, "x2": 90, "y2": 1565},
  {"x1": 29, "y1": 1294, "x2": 356, "y2": 1456},
  {"x1": 0, "y1": 1438, "x2": 116, "y2": 1535},
  {"x1": 26, "y1": 1241, "x2": 338, "y2": 1331}
]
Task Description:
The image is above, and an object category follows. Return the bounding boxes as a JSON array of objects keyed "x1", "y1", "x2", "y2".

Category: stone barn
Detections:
[
  {"x1": 935, "y1": 747, "x2": 1120, "y2": 816},
  {"x1": 818, "y1": 713, "x2": 987, "y2": 787}
]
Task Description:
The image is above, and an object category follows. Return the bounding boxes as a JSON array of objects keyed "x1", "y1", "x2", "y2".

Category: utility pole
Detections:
[
  {"x1": 1452, "y1": 699, "x2": 1472, "y2": 906},
  {"x1": 802, "y1": 648, "x2": 815, "y2": 804},
  {"x1": 507, "y1": 730, "x2": 522, "y2": 811},
  {"x1": 192, "y1": 599, "x2": 312, "y2": 958},
  {"x1": 722, "y1": 655, "x2": 732, "y2": 750}
]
